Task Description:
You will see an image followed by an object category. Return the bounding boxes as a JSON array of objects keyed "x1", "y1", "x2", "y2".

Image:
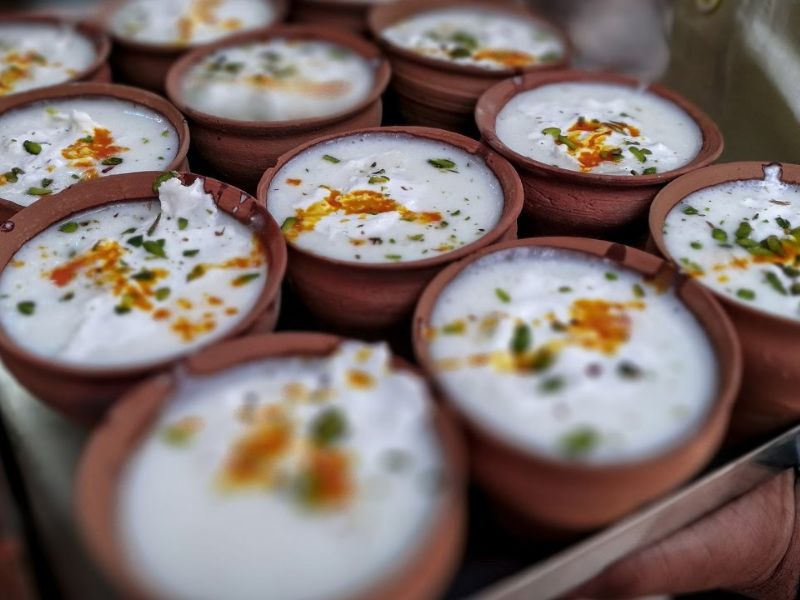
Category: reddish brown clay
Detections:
[
  {"x1": 413, "y1": 236, "x2": 741, "y2": 532},
  {"x1": 291, "y1": 0, "x2": 374, "y2": 32},
  {"x1": 368, "y1": 0, "x2": 570, "y2": 134},
  {"x1": 166, "y1": 25, "x2": 391, "y2": 192},
  {"x1": 99, "y1": 0, "x2": 288, "y2": 93},
  {"x1": 0, "y1": 172, "x2": 286, "y2": 424},
  {"x1": 650, "y1": 161, "x2": 800, "y2": 441},
  {"x1": 0, "y1": 82, "x2": 191, "y2": 215},
  {"x1": 76, "y1": 331, "x2": 467, "y2": 600},
  {"x1": 257, "y1": 125, "x2": 523, "y2": 332},
  {"x1": 476, "y1": 69, "x2": 725, "y2": 239},
  {"x1": 0, "y1": 12, "x2": 111, "y2": 87}
]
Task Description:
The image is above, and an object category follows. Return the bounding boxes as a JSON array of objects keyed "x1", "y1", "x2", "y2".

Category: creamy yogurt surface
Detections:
[
  {"x1": 181, "y1": 38, "x2": 376, "y2": 122},
  {"x1": 0, "y1": 97, "x2": 179, "y2": 207},
  {"x1": 663, "y1": 165, "x2": 800, "y2": 321},
  {"x1": 425, "y1": 246, "x2": 717, "y2": 462},
  {"x1": 0, "y1": 23, "x2": 96, "y2": 96},
  {"x1": 119, "y1": 341, "x2": 445, "y2": 600},
  {"x1": 111, "y1": 0, "x2": 277, "y2": 46},
  {"x1": 0, "y1": 177, "x2": 267, "y2": 368},
  {"x1": 495, "y1": 82, "x2": 702, "y2": 176},
  {"x1": 382, "y1": 7, "x2": 564, "y2": 70},
  {"x1": 268, "y1": 132, "x2": 504, "y2": 263}
]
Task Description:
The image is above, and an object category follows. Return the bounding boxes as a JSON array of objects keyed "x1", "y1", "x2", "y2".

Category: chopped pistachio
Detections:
[
  {"x1": 310, "y1": 408, "x2": 347, "y2": 447},
  {"x1": 736, "y1": 288, "x2": 755, "y2": 301},
  {"x1": 23, "y1": 140, "x2": 42, "y2": 155},
  {"x1": 764, "y1": 271, "x2": 788, "y2": 295},
  {"x1": 178, "y1": 217, "x2": 189, "y2": 231},
  {"x1": 152, "y1": 171, "x2": 179, "y2": 193},
  {"x1": 58, "y1": 222, "x2": 79, "y2": 233},
  {"x1": 16, "y1": 301, "x2": 35, "y2": 315},
  {"x1": 142, "y1": 239, "x2": 167, "y2": 258},
  {"x1": 605, "y1": 271, "x2": 619, "y2": 281},
  {"x1": 539, "y1": 376, "x2": 565, "y2": 393},
  {"x1": 101, "y1": 157, "x2": 123, "y2": 166},
  {"x1": 322, "y1": 154, "x2": 341, "y2": 163},
  {"x1": 558, "y1": 426, "x2": 600, "y2": 458},
  {"x1": 183, "y1": 249, "x2": 199, "y2": 257},
  {"x1": 510, "y1": 323, "x2": 531, "y2": 354},
  {"x1": 127, "y1": 235, "x2": 144, "y2": 247},
  {"x1": 280, "y1": 217, "x2": 297, "y2": 232},
  {"x1": 155, "y1": 287, "x2": 171, "y2": 301},
  {"x1": 681, "y1": 205, "x2": 699, "y2": 215},
  {"x1": 428, "y1": 158, "x2": 457, "y2": 170},
  {"x1": 232, "y1": 272, "x2": 260, "y2": 286},
  {"x1": 495, "y1": 288, "x2": 511, "y2": 303},
  {"x1": 26, "y1": 187, "x2": 52, "y2": 196},
  {"x1": 711, "y1": 228, "x2": 728, "y2": 242}
]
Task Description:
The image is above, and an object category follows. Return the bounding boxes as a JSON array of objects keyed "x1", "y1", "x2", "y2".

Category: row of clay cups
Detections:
[{"x1": 0, "y1": 159, "x2": 755, "y2": 531}]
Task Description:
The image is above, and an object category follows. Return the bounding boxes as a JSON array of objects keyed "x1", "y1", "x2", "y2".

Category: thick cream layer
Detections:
[
  {"x1": 119, "y1": 341, "x2": 444, "y2": 600},
  {"x1": 0, "y1": 178, "x2": 267, "y2": 368},
  {"x1": 0, "y1": 23, "x2": 96, "y2": 96},
  {"x1": 268, "y1": 132, "x2": 504, "y2": 263},
  {"x1": 663, "y1": 165, "x2": 800, "y2": 321},
  {"x1": 181, "y1": 38, "x2": 376, "y2": 122},
  {"x1": 111, "y1": 0, "x2": 277, "y2": 46},
  {"x1": 382, "y1": 8, "x2": 564, "y2": 70},
  {"x1": 426, "y1": 246, "x2": 717, "y2": 463},
  {"x1": 0, "y1": 97, "x2": 179, "y2": 206},
  {"x1": 495, "y1": 82, "x2": 702, "y2": 176}
]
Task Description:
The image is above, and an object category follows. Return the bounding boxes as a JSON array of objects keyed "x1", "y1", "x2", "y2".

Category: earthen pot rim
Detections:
[
  {"x1": 475, "y1": 68, "x2": 725, "y2": 187},
  {"x1": 412, "y1": 235, "x2": 741, "y2": 475},
  {"x1": 75, "y1": 331, "x2": 466, "y2": 600},
  {"x1": 165, "y1": 24, "x2": 391, "y2": 134},
  {"x1": 256, "y1": 125, "x2": 524, "y2": 272},
  {"x1": 0, "y1": 171, "x2": 287, "y2": 380},
  {"x1": 367, "y1": 0, "x2": 571, "y2": 79},
  {"x1": 650, "y1": 160, "x2": 800, "y2": 331},
  {"x1": 99, "y1": 0, "x2": 289, "y2": 54},
  {"x1": 0, "y1": 11, "x2": 111, "y2": 89},
  {"x1": 0, "y1": 81, "x2": 192, "y2": 210}
]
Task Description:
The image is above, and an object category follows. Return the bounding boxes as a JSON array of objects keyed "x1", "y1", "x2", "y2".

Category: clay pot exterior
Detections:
[
  {"x1": 257, "y1": 125, "x2": 524, "y2": 332},
  {"x1": 649, "y1": 161, "x2": 800, "y2": 441},
  {"x1": 368, "y1": 0, "x2": 570, "y2": 134},
  {"x1": 166, "y1": 25, "x2": 391, "y2": 192},
  {"x1": 101, "y1": 0, "x2": 288, "y2": 93},
  {"x1": 0, "y1": 172, "x2": 287, "y2": 424},
  {"x1": 0, "y1": 13, "x2": 112, "y2": 90},
  {"x1": 475, "y1": 69, "x2": 725, "y2": 239},
  {"x1": 76, "y1": 331, "x2": 467, "y2": 600},
  {"x1": 291, "y1": 0, "x2": 374, "y2": 32},
  {"x1": 0, "y1": 82, "x2": 191, "y2": 216},
  {"x1": 413, "y1": 236, "x2": 742, "y2": 532}
]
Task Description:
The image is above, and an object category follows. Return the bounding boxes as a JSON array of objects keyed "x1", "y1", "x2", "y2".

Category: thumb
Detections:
[{"x1": 570, "y1": 469, "x2": 797, "y2": 599}]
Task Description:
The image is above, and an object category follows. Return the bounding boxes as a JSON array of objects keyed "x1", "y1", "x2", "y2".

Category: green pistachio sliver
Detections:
[
  {"x1": 178, "y1": 217, "x2": 189, "y2": 231},
  {"x1": 642, "y1": 166, "x2": 658, "y2": 175},
  {"x1": 26, "y1": 187, "x2": 52, "y2": 196},
  {"x1": 605, "y1": 271, "x2": 619, "y2": 281},
  {"x1": 791, "y1": 283, "x2": 800, "y2": 296},
  {"x1": 280, "y1": 217, "x2": 297, "y2": 233},
  {"x1": 17, "y1": 301, "x2": 35, "y2": 315},
  {"x1": 127, "y1": 235, "x2": 144, "y2": 247},
  {"x1": 451, "y1": 30, "x2": 478, "y2": 50},
  {"x1": 632, "y1": 283, "x2": 645, "y2": 298},
  {"x1": 711, "y1": 228, "x2": 728, "y2": 242},
  {"x1": 132, "y1": 269, "x2": 155, "y2": 282},
  {"x1": 368, "y1": 175, "x2": 390, "y2": 185},
  {"x1": 776, "y1": 216, "x2": 791, "y2": 230},
  {"x1": 539, "y1": 376, "x2": 565, "y2": 393},
  {"x1": 735, "y1": 221, "x2": 753, "y2": 239},
  {"x1": 322, "y1": 154, "x2": 341, "y2": 164},
  {"x1": 510, "y1": 323, "x2": 531, "y2": 354},
  {"x1": 736, "y1": 288, "x2": 755, "y2": 301},
  {"x1": 114, "y1": 305, "x2": 131, "y2": 315},
  {"x1": 495, "y1": 288, "x2": 511, "y2": 303},
  {"x1": 23, "y1": 140, "x2": 42, "y2": 155},
  {"x1": 617, "y1": 361, "x2": 642, "y2": 379},
  {"x1": 147, "y1": 213, "x2": 162, "y2": 237},
  {"x1": 628, "y1": 146, "x2": 648, "y2": 163},
  {"x1": 448, "y1": 46, "x2": 472, "y2": 59},
  {"x1": 442, "y1": 320, "x2": 465, "y2": 335},
  {"x1": 182, "y1": 249, "x2": 199, "y2": 257},
  {"x1": 690, "y1": 241, "x2": 703, "y2": 250},
  {"x1": 407, "y1": 234, "x2": 424, "y2": 242},
  {"x1": 558, "y1": 426, "x2": 600, "y2": 458},
  {"x1": 765, "y1": 271, "x2": 788, "y2": 295},
  {"x1": 541, "y1": 127, "x2": 562, "y2": 137},
  {"x1": 101, "y1": 157, "x2": 123, "y2": 166},
  {"x1": 765, "y1": 235, "x2": 785, "y2": 256},
  {"x1": 155, "y1": 287, "x2": 171, "y2": 301},
  {"x1": 59, "y1": 222, "x2": 79, "y2": 233},
  {"x1": 736, "y1": 237, "x2": 757, "y2": 248},
  {"x1": 152, "y1": 171, "x2": 179, "y2": 193},
  {"x1": 681, "y1": 205, "x2": 699, "y2": 215},
  {"x1": 232, "y1": 272, "x2": 260, "y2": 286},
  {"x1": 310, "y1": 407, "x2": 347, "y2": 447},
  {"x1": 41, "y1": 178, "x2": 53, "y2": 188},
  {"x1": 142, "y1": 239, "x2": 167, "y2": 258},
  {"x1": 428, "y1": 158, "x2": 457, "y2": 170},
  {"x1": 385, "y1": 254, "x2": 402, "y2": 261}
]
